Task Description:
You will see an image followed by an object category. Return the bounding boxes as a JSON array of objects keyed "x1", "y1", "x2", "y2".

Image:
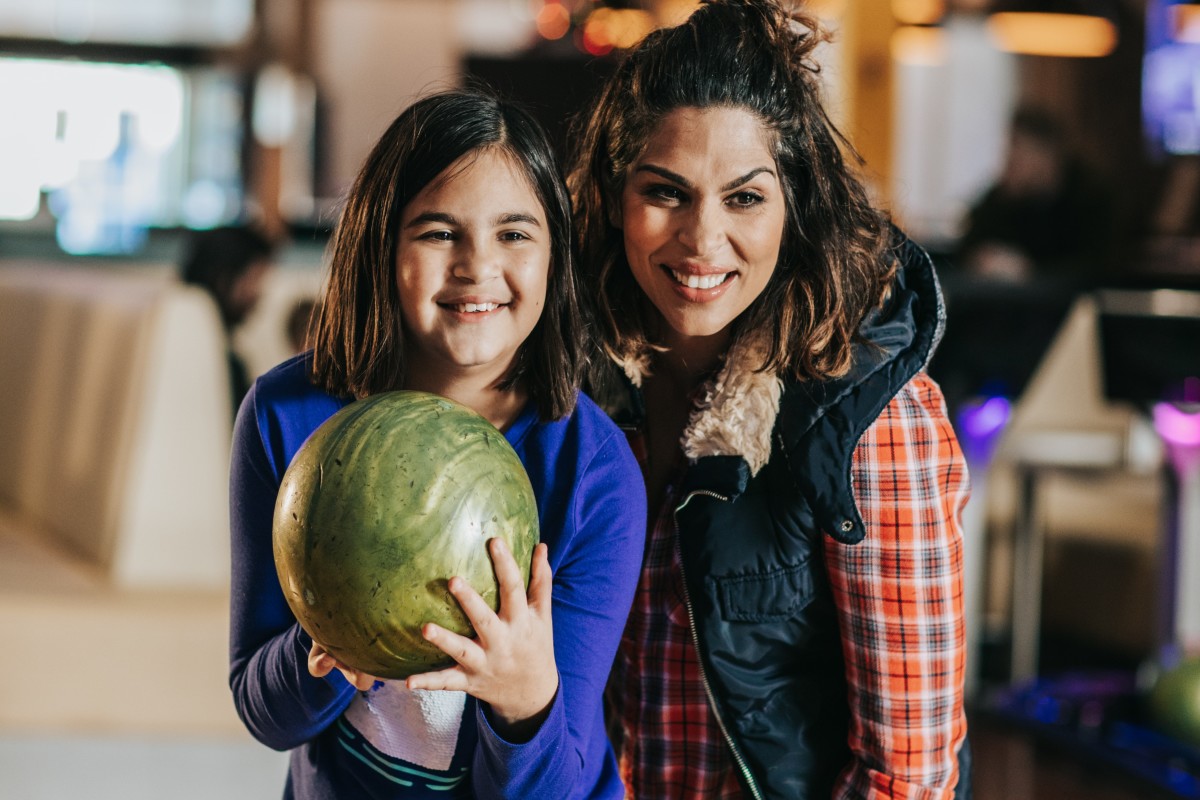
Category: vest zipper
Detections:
[{"x1": 674, "y1": 489, "x2": 766, "y2": 800}]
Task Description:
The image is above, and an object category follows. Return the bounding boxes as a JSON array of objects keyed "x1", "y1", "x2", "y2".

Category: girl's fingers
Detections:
[
  {"x1": 339, "y1": 668, "x2": 377, "y2": 692},
  {"x1": 307, "y1": 646, "x2": 336, "y2": 678},
  {"x1": 527, "y1": 543, "x2": 553, "y2": 616},
  {"x1": 309, "y1": 642, "x2": 378, "y2": 690},
  {"x1": 422, "y1": 622, "x2": 484, "y2": 670},
  {"x1": 447, "y1": 575, "x2": 499, "y2": 640},
  {"x1": 489, "y1": 537, "x2": 528, "y2": 617},
  {"x1": 405, "y1": 665, "x2": 470, "y2": 693}
]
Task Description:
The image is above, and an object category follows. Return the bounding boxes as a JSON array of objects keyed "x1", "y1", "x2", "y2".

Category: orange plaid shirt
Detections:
[{"x1": 612, "y1": 371, "x2": 969, "y2": 799}]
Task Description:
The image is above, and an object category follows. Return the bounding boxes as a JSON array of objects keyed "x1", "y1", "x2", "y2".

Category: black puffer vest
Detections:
[{"x1": 595, "y1": 234, "x2": 972, "y2": 799}]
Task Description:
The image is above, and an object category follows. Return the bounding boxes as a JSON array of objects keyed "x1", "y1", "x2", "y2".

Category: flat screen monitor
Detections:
[
  {"x1": 1097, "y1": 288, "x2": 1200, "y2": 405},
  {"x1": 928, "y1": 274, "x2": 1077, "y2": 409}
]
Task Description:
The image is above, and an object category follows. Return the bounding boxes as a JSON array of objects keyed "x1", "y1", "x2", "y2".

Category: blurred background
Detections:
[{"x1": 2, "y1": 0, "x2": 1200, "y2": 797}]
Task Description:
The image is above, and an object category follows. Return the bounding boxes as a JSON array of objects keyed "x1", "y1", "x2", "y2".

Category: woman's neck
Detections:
[{"x1": 652, "y1": 326, "x2": 731, "y2": 391}]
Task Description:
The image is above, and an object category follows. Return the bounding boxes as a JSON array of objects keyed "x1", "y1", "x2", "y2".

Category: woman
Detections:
[{"x1": 569, "y1": 1, "x2": 971, "y2": 797}]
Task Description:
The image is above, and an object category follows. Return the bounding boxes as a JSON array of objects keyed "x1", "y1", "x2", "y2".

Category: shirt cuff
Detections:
[{"x1": 474, "y1": 684, "x2": 566, "y2": 770}]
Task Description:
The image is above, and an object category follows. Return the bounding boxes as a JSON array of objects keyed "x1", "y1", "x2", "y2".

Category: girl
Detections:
[
  {"x1": 229, "y1": 89, "x2": 646, "y2": 799},
  {"x1": 569, "y1": 1, "x2": 971, "y2": 798}
]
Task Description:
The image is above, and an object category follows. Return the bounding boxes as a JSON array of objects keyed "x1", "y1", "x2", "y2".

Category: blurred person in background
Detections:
[
  {"x1": 286, "y1": 295, "x2": 322, "y2": 355},
  {"x1": 933, "y1": 106, "x2": 1115, "y2": 413},
  {"x1": 955, "y1": 105, "x2": 1113, "y2": 290},
  {"x1": 180, "y1": 224, "x2": 277, "y2": 417}
]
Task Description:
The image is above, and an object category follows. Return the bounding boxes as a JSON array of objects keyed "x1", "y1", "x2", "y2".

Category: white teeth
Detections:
[
  {"x1": 454, "y1": 302, "x2": 500, "y2": 313},
  {"x1": 670, "y1": 270, "x2": 729, "y2": 290}
]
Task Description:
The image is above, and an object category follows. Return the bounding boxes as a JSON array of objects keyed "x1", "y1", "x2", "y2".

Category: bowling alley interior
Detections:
[{"x1": 2, "y1": 0, "x2": 1200, "y2": 798}]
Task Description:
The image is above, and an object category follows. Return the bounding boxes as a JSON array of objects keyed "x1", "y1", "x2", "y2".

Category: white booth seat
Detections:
[
  {"x1": 0, "y1": 262, "x2": 233, "y2": 589},
  {"x1": 0, "y1": 261, "x2": 247, "y2": 736}
]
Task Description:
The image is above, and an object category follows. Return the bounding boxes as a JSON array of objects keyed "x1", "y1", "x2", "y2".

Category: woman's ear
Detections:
[{"x1": 607, "y1": 197, "x2": 623, "y2": 229}]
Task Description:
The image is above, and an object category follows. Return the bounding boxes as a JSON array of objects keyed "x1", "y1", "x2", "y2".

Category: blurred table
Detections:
[{"x1": 1005, "y1": 429, "x2": 1130, "y2": 684}]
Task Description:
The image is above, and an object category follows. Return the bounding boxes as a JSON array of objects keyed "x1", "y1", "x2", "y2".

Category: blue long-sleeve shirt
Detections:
[{"x1": 228, "y1": 353, "x2": 646, "y2": 799}]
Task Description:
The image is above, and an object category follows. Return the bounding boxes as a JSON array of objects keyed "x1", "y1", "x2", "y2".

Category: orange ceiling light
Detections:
[
  {"x1": 536, "y1": 2, "x2": 571, "y2": 41},
  {"x1": 892, "y1": 25, "x2": 947, "y2": 65},
  {"x1": 582, "y1": 8, "x2": 655, "y2": 53},
  {"x1": 892, "y1": 0, "x2": 945, "y2": 26},
  {"x1": 986, "y1": 2, "x2": 1118, "y2": 57}
]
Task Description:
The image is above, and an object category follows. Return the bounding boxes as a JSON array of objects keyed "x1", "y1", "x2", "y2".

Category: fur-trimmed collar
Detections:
[
  {"x1": 618, "y1": 334, "x2": 783, "y2": 477},
  {"x1": 605, "y1": 231, "x2": 943, "y2": 480}
]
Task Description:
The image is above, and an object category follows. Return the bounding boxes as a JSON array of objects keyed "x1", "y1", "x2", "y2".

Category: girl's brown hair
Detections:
[
  {"x1": 568, "y1": 0, "x2": 898, "y2": 381},
  {"x1": 311, "y1": 88, "x2": 586, "y2": 419}
]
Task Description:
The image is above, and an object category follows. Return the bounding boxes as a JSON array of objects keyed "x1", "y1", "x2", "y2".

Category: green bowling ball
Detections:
[
  {"x1": 1149, "y1": 657, "x2": 1200, "y2": 748},
  {"x1": 272, "y1": 390, "x2": 539, "y2": 680}
]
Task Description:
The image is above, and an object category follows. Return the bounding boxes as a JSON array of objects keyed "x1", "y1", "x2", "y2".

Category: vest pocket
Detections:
[{"x1": 709, "y1": 562, "x2": 816, "y2": 622}]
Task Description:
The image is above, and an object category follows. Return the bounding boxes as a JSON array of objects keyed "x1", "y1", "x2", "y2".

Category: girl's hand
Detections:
[
  {"x1": 307, "y1": 641, "x2": 379, "y2": 691},
  {"x1": 407, "y1": 539, "x2": 558, "y2": 742}
]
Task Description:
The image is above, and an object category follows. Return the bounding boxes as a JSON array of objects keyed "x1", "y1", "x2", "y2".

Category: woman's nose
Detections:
[{"x1": 675, "y1": 199, "x2": 725, "y2": 256}]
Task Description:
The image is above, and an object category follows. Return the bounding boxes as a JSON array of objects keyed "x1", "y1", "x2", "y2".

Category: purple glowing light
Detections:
[
  {"x1": 960, "y1": 396, "x2": 1013, "y2": 441},
  {"x1": 1153, "y1": 402, "x2": 1200, "y2": 448},
  {"x1": 956, "y1": 396, "x2": 1012, "y2": 465}
]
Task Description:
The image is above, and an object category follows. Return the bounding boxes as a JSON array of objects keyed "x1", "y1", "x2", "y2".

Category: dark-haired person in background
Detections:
[
  {"x1": 180, "y1": 224, "x2": 277, "y2": 416},
  {"x1": 286, "y1": 295, "x2": 322, "y2": 355},
  {"x1": 569, "y1": 0, "x2": 971, "y2": 797},
  {"x1": 955, "y1": 105, "x2": 1113, "y2": 288}
]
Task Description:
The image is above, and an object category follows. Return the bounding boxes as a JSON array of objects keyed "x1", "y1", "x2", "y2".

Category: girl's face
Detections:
[
  {"x1": 619, "y1": 106, "x2": 786, "y2": 345},
  {"x1": 395, "y1": 148, "x2": 549, "y2": 387}
]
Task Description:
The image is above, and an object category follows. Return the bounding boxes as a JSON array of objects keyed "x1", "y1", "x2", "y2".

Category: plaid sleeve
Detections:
[{"x1": 824, "y1": 371, "x2": 970, "y2": 800}]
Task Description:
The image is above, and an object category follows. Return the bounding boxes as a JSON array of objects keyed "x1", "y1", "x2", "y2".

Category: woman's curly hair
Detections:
[{"x1": 567, "y1": 0, "x2": 898, "y2": 381}]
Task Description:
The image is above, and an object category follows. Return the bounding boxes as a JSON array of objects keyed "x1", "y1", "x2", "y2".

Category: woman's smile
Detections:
[{"x1": 663, "y1": 263, "x2": 737, "y2": 296}]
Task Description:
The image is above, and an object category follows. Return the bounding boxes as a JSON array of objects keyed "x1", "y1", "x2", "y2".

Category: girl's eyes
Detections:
[{"x1": 416, "y1": 229, "x2": 533, "y2": 242}]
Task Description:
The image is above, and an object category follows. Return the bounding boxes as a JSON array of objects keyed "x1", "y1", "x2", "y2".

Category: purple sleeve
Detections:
[
  {"x1": 227, "y1": 386, "x2": 356, "y2": 751},
  {"x1": 471, "y1": 428, "x2": 647, "y2": 800}
]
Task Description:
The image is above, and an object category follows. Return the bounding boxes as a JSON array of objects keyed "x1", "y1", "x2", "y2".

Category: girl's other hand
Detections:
[
  {"x1": 407, "y1": 539, "x2": 558, "y2": 742},
  {"x1": 307, "y1": 642, "x2": 379, "y2": 691}
]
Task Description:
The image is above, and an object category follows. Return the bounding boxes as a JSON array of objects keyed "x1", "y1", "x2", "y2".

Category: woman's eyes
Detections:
[
  {"x1": 639, "y1": 185, "x2": 767, "y2": 208},
  {"x1": 419, "y1": 230, "x2": 455, "y2": 242},
  {"x1": 728, "y1": 191, "x2": 765, "y2": 208},
  {"x1": 642, "y1": 184, "x2": 684, "y2": 203}
]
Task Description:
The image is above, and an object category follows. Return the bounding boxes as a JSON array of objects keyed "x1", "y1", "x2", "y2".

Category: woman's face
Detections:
[
  {"x1": 395, "y1": 148, "x2": 549, "y2": 387},
  {"x1": 619, "y1": 106, "x2": 786, "y2": 344}
]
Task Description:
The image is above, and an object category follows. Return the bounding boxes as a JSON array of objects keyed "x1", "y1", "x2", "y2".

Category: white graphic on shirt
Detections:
[{"x1": 343, "y1": 682, "x2": 466, "y2": 772}]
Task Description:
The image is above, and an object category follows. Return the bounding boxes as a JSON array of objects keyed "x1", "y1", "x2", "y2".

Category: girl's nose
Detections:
[
  {"x1": 451, "y1": 239, "x2": 501, "y2": 282},
  {"x1": 675, "y1": 199, "x2": 725, "y2": 256}
]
